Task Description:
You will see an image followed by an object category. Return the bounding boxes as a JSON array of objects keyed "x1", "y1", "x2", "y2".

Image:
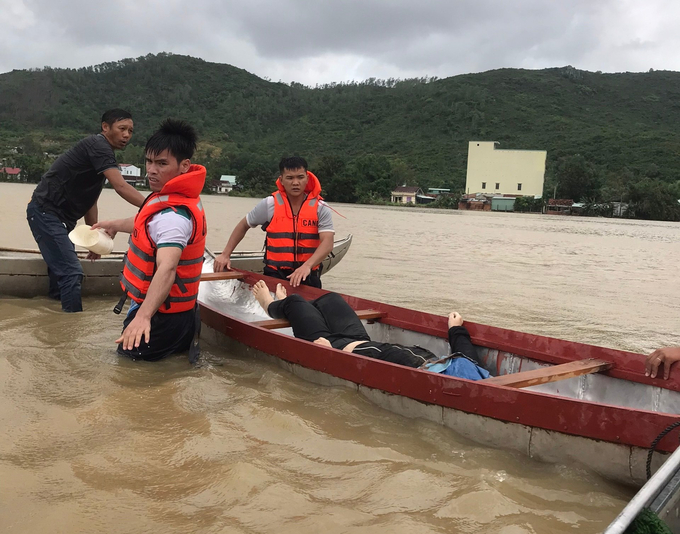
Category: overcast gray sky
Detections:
[{"x1": 1, "y1": 0, "x2": 677, "y2": 85}]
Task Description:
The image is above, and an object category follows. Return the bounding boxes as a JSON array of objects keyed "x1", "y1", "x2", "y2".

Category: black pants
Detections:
[
  {"x1": 117, "y1": 305, "x2": 197, "y2": 361},
  {"x1": 267, "y1": 293, "x2": 369, "y2": 348},
  {"x1": 27, "y1": 201, "x2": 83, "y2": 312},
  {"x1": 263, "y1": 266, "x2": 322, "y2": 288},
  {"x1": 267, "y1": 292, "x2": 477, "y2": 365}
]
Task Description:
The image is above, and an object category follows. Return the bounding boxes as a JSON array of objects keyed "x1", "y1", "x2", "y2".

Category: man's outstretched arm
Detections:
[
  {"x1": 103, "y1": 168, "x2": 145, "y2": 207},
  {"x1": 92, "y1": 217, "x2": 134, "y2": 238},
  {"x1": 446, "y1": 312, "x2": 479, "y2": 361},
  {"x1": 214, "y1": 217, "x2": 250, "y2": 271}
]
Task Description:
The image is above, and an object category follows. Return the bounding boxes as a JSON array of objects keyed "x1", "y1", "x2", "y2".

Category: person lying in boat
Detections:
[
  {"x1": 212, "y1": 157, "x2": 334, "y2": 289},
  {"x1": 646, "y1": 346, "x2": 680, "y2": 380},
  {"x1": 251, "y1": 281, "x2": 490, "y2": 379}
]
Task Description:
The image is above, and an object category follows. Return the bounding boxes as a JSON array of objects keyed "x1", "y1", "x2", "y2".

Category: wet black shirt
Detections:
[{"x1": 31, "y1": 134, "x2": 119, "y2": 228}]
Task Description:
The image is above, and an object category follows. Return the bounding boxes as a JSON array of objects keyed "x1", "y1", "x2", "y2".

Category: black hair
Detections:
[
  {"x1": 279, "y1": 156, "x2": 308, "y2": 173},
  {"x1": 145, "y1": 119, "x2": 198, "y2": 162},
  {"x1": 101, "y1": 109, "x2": 132, "y2": 126}
]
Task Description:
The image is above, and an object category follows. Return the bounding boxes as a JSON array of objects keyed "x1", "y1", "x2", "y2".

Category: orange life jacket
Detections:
[
  {"x1": 121, "y1": 165, "x2": 207, "y2": 313},
  {"x1": 264, "y1": 171, "x2": 322, "y2": 272}
]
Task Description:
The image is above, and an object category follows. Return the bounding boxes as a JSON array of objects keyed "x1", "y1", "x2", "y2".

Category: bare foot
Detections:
[
  {"x1": 275, "y1": 283, "x2": 287, "y2": 300},
  {"x1": 448, "y1": 311, "x2": 464, "y2": 328},
  {"x1": 252, "y1": 280, "x2": 274, "y2": 314},
  {"x1": 313, "y1": 337, "x2": 332, "y2": 347}
]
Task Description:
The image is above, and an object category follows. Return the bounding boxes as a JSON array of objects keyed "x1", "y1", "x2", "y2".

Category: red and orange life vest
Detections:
[
  {"x1": 264, "y1": 171, "x2": 322, "y2": 272},
  {"x1": 121, "y1": 165, "x2": 207, "y2": 313}
]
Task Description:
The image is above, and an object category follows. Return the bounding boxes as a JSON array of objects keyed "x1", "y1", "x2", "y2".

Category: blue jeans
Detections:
[{"x1": 26, "y1": 201, "x2": 83, "y2": 312}]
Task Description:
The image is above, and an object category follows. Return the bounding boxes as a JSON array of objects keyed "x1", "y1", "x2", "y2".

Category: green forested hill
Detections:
[{"x1": 2, "y1": 53, "x2": 680, "y2": 216}]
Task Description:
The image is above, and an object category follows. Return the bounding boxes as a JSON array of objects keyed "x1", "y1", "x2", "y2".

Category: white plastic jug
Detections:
[{"x1": 68, "y1": 225, "x2": 114, "y2": 255}]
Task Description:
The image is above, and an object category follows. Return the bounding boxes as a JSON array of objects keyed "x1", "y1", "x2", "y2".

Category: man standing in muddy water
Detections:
[
  {"x1": 26, "y1": 109, "x2": 145, "y2": 312},
  {"x1": 212, "y1": 156, "x2": 334, "y2": 288},
  {"x1": 93, "y1": 119, "x2": 206, "y2": 362}
]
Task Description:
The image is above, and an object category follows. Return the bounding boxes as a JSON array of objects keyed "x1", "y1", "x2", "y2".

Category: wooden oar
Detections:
[
  {"x1": 0, "y1": 246, "x2": 127, "y2": 255},
  {"x1": 200, "y1": 271, "x2": 244, "y2": 282}
]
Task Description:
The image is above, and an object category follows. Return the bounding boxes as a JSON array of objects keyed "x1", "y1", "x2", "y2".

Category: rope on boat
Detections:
[{"x1": 647, "y1": 421, "x2": 680, "y2": 480}]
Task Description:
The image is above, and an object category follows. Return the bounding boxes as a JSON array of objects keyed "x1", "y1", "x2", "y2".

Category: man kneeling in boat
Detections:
[
  {"x1": 251, "y1": 281, "x2": 490, "y2": 379},
  {"x1": 93, "y1": 120, "x2": 206, "y2": 362}
]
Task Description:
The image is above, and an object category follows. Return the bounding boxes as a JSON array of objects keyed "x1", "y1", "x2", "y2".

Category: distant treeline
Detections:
[{"x1": 2, "y1": 53, "x2": 680, "y2": 220}]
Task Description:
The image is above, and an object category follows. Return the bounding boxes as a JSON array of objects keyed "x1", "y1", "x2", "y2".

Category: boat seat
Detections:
[
  {"x1": 253, "y1": 309, "x2": 385, "y2": 330},
  {"x1": 484, "y1": 358, "x2": 612, "y2": 389},
  {"x1": 200, "y1": 272, "x2": 245, "y2": 282}
]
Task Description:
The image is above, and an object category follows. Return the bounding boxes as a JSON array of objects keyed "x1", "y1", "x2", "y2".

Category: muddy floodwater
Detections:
[{"x1": 3, "y1": 182, "x2": 679, "y2": 533}]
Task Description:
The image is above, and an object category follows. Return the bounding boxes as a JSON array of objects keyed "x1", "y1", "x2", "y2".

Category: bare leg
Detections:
[
  {"x1": 275, "y1": 283, "x2": 287, "y2": 300},
  {"x1": 313, "y1": 337, "x2": 332, "y2": 347},
  {"x1": 448, "y1": 311, "x2": 464, "y2": 328},
  {"x1": 252, "y1": 280, "x2": 274, "y2": 315}
]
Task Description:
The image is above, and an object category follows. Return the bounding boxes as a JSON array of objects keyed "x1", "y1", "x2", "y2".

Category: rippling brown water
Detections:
[{"x1": 4, "y1": 182, "x2": 677, "y2": 533}]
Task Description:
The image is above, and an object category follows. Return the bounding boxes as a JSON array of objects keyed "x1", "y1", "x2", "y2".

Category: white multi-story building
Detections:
[
  {"x1": 119, "y1": 164, "x2": 143, "y2": 187},
  {"x1": 216, "y1": 175, "x2": 237, "y2": 194}
]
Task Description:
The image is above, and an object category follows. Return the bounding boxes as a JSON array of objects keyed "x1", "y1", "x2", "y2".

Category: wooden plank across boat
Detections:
[
  {"x1": 0, "y1": 234, "x2": 352, "y2": 298},
  {"x1": 198, "y1": 271, "x2": 680, "y2": 488}
]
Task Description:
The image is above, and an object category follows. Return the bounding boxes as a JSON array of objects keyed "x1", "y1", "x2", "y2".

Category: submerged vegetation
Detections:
[{"x1": 1, "y1": 54, "x2": 680, "y2": 219}]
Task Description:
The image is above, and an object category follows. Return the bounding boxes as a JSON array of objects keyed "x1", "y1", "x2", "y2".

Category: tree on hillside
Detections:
[
  {"x1": 350, "y1": 154, "x2": 395, "y2": 203},
  {"x1": 314, "y1": 155, "x2": 346, "y2": 184},
  {"x1": 625, "y1": 179, "x2": 680, "y2": 221},
  {"x1": 14, "y1": 154, "x2": 48, "y2": 182},
  {"x1": 234, "y1": 159, "x2": 278, "y2": 196},
  {"x1": 554, "y1": 155, "x2": 603, "y2": 202},
  {"x1": 315, "y1": 155, "x2": 357, "y2": 203},
  {"x1": 601, "y1": 167, "x2": 635, "y2": 202}
]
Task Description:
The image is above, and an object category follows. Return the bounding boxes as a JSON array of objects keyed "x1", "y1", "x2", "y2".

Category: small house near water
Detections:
[
  {"x1": 391, "y1": 186, "x2": 422, "y2": 204},
  {"x1": 215, "y1": 175, "x2": 237, "y2": 194},
  {"x1": 119, "y1": 164, "x2": 144, "y2": 187}
]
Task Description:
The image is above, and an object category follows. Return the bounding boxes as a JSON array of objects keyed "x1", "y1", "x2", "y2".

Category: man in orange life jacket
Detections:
[
  {"x1": 93, "y1": 120, "x2": 207, "y2": 361},
  {"x1": 213, "y1": 157, "x2": 334, "y2": 288}
]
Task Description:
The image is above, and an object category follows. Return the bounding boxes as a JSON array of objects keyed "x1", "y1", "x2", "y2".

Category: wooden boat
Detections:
[
  {"x1": 0, "y1": 234, "x2": 352, "y2": 298},
  {"x1": 198, "y1": 270, "x2": 680, "y2": 488}
]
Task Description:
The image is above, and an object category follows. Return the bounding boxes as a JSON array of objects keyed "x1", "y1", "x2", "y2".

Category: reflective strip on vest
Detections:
[
  {"x1": 124, "y1": 256, "x2": 152, "y2": 282},
  {"x1": 145, "y1": 195, "x2": 171, "y2": 207},
  {"x1": 178, "y1": 256, "x2": 204, "y2": 266},
  {"x1": 298, "y1": 232, "x2": 319, "y2": 240},
  {"x1": 166, "y1": 294, "x2": 200, "y2": 303},
  {"x1": 179, "y1": 273, "x2": 202, "y2": 285},
  {"x1": 267, "y1": 245, "x2": 317, "y2": 254},
  {"x1": 266, "y1": 232, "x2": 296, "y2": 239},
  {"x1": 128, "y1": 240, "x2": 155, "y2": 262},
  {"x1": 267, "y1": 231, "x2": 319, "y2": 240},
  {"x1": 121, "y1": 277, "x2": 144, "y2": 299}
]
